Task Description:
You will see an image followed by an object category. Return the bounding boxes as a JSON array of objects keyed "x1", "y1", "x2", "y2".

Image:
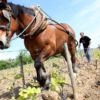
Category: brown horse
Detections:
[{"x1": 0, "y1": 0, "x2": 77, "y2": 88}]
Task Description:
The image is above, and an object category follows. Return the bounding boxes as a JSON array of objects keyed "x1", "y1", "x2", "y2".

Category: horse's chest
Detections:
[{"x1": 24, "y1": 38, "x2": 42, "y2": 55}]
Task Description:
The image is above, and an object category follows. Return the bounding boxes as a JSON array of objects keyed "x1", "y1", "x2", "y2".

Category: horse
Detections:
[{"x1": 0, "y1": 0, "x2": 77, "y2": 88}]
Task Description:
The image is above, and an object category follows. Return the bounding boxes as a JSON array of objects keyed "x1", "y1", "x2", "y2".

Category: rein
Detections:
[
  {"x1": 11, "y1": 15, "x2": 36, "y2": 41},
  {"x1": 11, "y1": 6, "x2": 40, "y2": 41}
]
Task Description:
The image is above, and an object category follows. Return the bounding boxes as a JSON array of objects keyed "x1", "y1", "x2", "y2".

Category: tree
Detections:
[{"x1": 15, "y1": 50, "x2": 33, "y2": 66}]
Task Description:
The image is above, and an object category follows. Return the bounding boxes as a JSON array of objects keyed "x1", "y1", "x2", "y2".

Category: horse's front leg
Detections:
[
  {"x1": 33, "y1": 45, "x2": 55, "y2": 88},
  {"x1": 34, "y1": 57, "x2": 48, "y2": 87}
]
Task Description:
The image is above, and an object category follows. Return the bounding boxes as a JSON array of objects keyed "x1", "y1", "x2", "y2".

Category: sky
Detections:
[{"x1": 0, "y1": 0, "x2": 100, "y2": 60}]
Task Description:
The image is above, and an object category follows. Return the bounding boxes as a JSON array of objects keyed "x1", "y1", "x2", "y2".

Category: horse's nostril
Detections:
[
  {"x1": 0, "y1": 41, "x2": 4, "y2": 48},
  {"x1": 0, "y1": 41, "x2": 3, "y2": 45}
]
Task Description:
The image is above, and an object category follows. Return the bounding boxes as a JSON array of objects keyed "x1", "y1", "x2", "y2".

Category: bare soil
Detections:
[
  {"x1": 0, "y1": 57, "x2": 100, "y2": 100},
  {"x1": 76, "y1": 60, "x2": 100, "y2": 100}
]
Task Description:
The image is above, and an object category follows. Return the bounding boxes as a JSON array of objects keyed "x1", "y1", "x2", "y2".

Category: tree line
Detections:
[{"x1": 0, "y1": 51, "x2": 33, "y2": 70}]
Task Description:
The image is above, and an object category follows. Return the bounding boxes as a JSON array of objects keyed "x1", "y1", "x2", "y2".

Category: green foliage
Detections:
[
  {"x1": 50, "y1": 69, "x2": 67, "y2": 92},
  {"x1": 14, "y1": 74, "x2": 22, "y2": 79},
  {"x1": 0, "y1": 50, "x2": 33, "y2": 70},
  {"x1": 52, "y1": 63, "x2": 60, "y2": 68},
  {"x1": 93, "y1": 49, "x2": 100, "y2": 59},
  {"x1": 0, "y1": 60, "x2": 15, "y2": 70},
  {"x1": 18, "y1": 87, "x2": 41, "y2": 100},
  {"x1": 15, "y1": 50, "x2": 33, "y2": 66},
  {"x1": 11, "y1": 96, "x2": 16, "y2": 100}
]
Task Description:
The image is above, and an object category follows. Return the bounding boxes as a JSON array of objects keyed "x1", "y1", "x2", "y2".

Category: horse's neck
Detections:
[
  {"x1": 9, "y1": 3, "x2": 35, "y2": 34},
  {"x1": 9, "y1": 3, "x2": 48, "y2": 37},
  {"x1": 9, "y1": 3, "x2": 35, "y2": 18},
  {"x1": 18, "y1": 14, "x2": 34, "y2": 28},
  {"x1": 15, "y1": 15, "x2": 34, "y2": 38}
]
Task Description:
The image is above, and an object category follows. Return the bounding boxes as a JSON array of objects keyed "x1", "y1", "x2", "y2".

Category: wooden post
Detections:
[
  {"x1": 95, "y1": 59, "x2": 98, "y2": 69},
  {"x1": 19, "y1": 54, "x2": 25, "y2": 88},
  {"x1": 64, "y1": 43, "x2": 77, "y2": 100}
]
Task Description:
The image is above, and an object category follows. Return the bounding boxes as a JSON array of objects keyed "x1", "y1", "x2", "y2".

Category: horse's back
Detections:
[
  {"x1": 46, "y1": 23, "x2": 76, "y2": 54},
  {"x1": 53, "y1": 23, "x2": 75, "y2": 37}
]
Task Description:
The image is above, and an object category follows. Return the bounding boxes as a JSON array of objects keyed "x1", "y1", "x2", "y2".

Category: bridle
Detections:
[
  {"x1": 0, "y1": 4, "x2": 36, "y2": 42},
  {"x1": 0, "y1": 4, "x2": 42, "y2": 41},
  {"x1": 0, "y1": 4, "x2": 12, "y2": 43}
]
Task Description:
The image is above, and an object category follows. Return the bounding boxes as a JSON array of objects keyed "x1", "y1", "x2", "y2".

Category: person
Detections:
[{"x1": 79, "y1": 32, "x2": 91, "y2": 63}]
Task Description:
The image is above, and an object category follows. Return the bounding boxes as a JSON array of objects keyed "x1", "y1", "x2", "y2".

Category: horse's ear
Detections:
[{"x1": 0, "y1": 0, "x2": 7, "y2": 4}]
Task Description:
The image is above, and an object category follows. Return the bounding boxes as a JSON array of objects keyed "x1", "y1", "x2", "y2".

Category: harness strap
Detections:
[
  {"x1": 0, "y1": 25, "x2": 8, "y2": 30},
  {"x1": 11, "y1": 16, "x2": 36, "y2": 41},
  {"x1": 29, "y1": 6, "x2": 48, "y2": 36}
]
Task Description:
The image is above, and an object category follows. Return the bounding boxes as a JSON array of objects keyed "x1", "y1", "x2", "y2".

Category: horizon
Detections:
[{"x1": 0, "y1": 0, "x2": 100, "y2": 60}]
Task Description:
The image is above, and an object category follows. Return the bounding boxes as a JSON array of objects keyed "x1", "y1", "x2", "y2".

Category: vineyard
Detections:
[{"x1": 0, "y1": 49, "x2": 100, "y2": 100}]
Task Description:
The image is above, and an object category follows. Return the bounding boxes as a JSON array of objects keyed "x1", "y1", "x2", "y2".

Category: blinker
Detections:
[{"x1": 2, "y1": 10, "x2": 10, "y2": 21}]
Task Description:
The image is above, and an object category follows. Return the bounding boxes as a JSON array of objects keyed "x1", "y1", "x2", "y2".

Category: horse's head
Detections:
[{"x1": 0, "y1": 0, "x2": 18, "y2": 49}]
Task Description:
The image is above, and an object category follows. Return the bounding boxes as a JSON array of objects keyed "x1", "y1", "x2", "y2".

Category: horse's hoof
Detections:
[
  {"x1": 40, "y1": 75, "x2": 51, "y2": 90},
  {"x1": 41, "y1": 75, "x2": 51, "y2": 91},
  {"x1": 41, "y1": 85, "x2": 50, "y2": 91}
]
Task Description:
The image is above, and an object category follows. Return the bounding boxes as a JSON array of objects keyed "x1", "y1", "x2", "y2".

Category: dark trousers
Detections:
[{"x1": 84, "y1": 48, "x2": 91, "y2": 62}]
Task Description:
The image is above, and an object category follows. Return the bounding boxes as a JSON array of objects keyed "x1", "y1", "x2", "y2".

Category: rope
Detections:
[
  {"x1": 38, "y1": 6, "x2": 78, "y2": 46},
  {"x1": 11, "y1": 16, "x2": 36, "y2": 41},
  {"x1": 38, "y1": 6, "x2": 69, "y2": 33}
]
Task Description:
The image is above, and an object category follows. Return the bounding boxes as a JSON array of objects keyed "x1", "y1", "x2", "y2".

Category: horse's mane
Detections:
[{"x1": 8, "y1": 3, "x2": 35, "y2": 18}]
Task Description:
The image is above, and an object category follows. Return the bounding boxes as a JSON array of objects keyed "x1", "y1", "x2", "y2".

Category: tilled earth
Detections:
[
  {"x1": 76, "y1": 60, "x2": 100, "y2": 100},
  {"x1": 0, "y1": 57, "x2": 100, "y2": 100}
]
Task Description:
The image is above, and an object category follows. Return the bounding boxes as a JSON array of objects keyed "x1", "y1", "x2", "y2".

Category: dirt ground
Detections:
[
  {"x1": 76, "y1": 60, "x2": 100, "y2": 100},
  {"x1": 0, "y1": 57, "x2": 100, "y2": 100}
]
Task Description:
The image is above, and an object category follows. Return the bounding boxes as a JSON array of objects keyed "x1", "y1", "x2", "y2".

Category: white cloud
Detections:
[
  {"x1": 71, "y1": 0, "x2": 84, "y2": 5},
  {"x1": 79, "y1": 13, "x2": 100, "y2": 30},
  {"x1": 71, "y1": 1, "x2": 100, "y2": 34},
  {"x1": 70, "y1": 0, "x2": 100, "y2": 48},
  {"x1": 74, "y1": 0, "x2": 100, "y2": 19}
]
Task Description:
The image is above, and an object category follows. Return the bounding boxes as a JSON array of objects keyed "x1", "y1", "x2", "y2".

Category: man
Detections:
[{"x1": 79, "y1": 32, "x2": 91, "y2": 63}]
